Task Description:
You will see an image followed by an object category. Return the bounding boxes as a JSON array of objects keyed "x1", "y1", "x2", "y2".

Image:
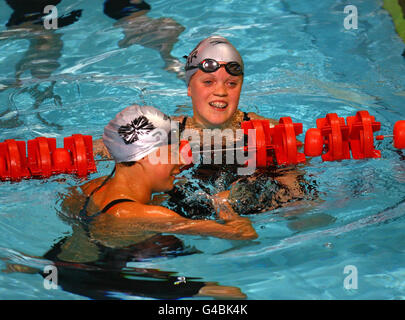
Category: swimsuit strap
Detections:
[
  {"x1": 79, "y1": 167, "x2": 115, "y2": 220},
  {"x1": 179, "y1": 116, "x2": 188, "y2": 133},
  {"x1": 81, "y1": 198, "x2": 136, "y2": 222},
  {"x1": 243, "y1": 111, "x2": 251, "y2": 121},
  {"x1": 100, "y1": 198, "x2": 136, "y2": 214}
]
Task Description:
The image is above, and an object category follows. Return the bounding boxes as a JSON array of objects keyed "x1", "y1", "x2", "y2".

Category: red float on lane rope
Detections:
[
  {"x1": 346, "y1": 110, "x2": 381, "y2": 159},
  {"x1": 393, "y1": 120, "x2": 405, "y2": 149},
  {"x1": 304, "y1": 128, "x2": 323, "y2": 157},
  {"x1": 314, "y1": 113, "x2": 351, "y2": 162},
  {"x1": 179, "y1": 140, "x2": 193, "y2": 166},
  {"x1": 64, "y1": 134, "x2": 97, "y2": 177},
  {"x1": 0, "y1": 134, "x2": 97, "y2": 181},
  {"x1": 27, "y1": 137, "x2": 56, "y2": 178},
  {"x1": 0, "y1": 139, "x2": 30, "y2": 181},
  {"x1": 273, "y1": 117, "x2": 305, "y2": 166},
  {"x1": 242, "y1": 118, "x2": 305, "y2": 167},
  {"x1": 1, "y1": 111, "x2": 405, "y2": 182}
]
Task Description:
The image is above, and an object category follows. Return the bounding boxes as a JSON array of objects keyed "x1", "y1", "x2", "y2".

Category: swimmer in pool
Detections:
[
  {"x1": 93, "y1": 36, "x2": 318, "y2": 217},
  {"x1": 171, "y1": 36, "x2": 318, "y2": 216},
  {"x1": 2, "y1": 104, "x2": 255, "y2": 300},
  {"x1": 175, "y1": 36, "x2": 278, "y2": 131},
  {"x1": 93, "y1": 35, "x2": 276, "y2": 153},
  {"x1": 67, "y1": 104, "x2": 257, "y2": 245},
  {"x1": 0, "y1": 0, "x2": 82, "y2": 128},
  {"x1": 1, "y1": 0, "x2": 82, "y2": 82},
  {"x1": 103, "y1": 0, "x2": 185, "y2": 78}
]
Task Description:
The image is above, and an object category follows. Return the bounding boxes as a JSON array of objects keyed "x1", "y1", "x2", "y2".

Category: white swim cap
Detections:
[
  {"x1": 184, "y1": 35, "x2": 244, "y2": 86},
  {"x1": 103, "y1": 105, "x2": 173, "y2": 163}
]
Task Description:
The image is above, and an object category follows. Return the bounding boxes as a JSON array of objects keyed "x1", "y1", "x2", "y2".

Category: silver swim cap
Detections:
[
  {"x1": 103, "y1": 105, "x2": 172, "y2": 163},
  {"x1": 184, "y1": 35, "x2": 244, "y2": 86}
]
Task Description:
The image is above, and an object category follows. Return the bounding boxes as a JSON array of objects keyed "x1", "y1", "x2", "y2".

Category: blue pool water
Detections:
[{"x1": 0, "y1": 0, "x2": 404, "y2": 299}]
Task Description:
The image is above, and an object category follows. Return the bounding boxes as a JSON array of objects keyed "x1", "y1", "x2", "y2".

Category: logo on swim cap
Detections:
[
  {"x1": 103, "y1": 104, "x2": 173, "y2": 163},
  {"x1": 118, "y1": 115, "x2": 156, "y2": 145}
]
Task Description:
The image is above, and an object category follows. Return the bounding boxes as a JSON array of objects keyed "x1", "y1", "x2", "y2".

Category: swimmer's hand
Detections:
[
  {"x1": 224, "y1": 218, "x2": 258, "y2": 240},
  {"x1": 212, "y1": 190, "x2": 240, "y2": 221},
  {"x1": 93, "y1": 138, "x2": 110, "y2": 159},
  {"x1": 212, "y1": 191, "x2": 257, "y2": 239}
]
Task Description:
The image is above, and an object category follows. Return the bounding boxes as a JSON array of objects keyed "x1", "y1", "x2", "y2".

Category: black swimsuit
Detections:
[
  {"x1": 42, "y1": 232, "x2": 205, "y2": 300},
  {"x1": 42, "y1": 170, "x2": 203, "y2": 300},
  {"x1": 80, "y1": 198, "x2": 136, "y2": 222},
  {"x1": 168, "y1": 111, "x2": 317, "y2": 217},
  {"x1": 77, "y1": 167, "x2": 135, "y2": 222}
]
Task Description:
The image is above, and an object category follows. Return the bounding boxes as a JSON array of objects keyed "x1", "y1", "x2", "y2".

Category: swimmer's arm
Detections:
[{"x1": 113, "y1": 204, "x2": 257, "y2": 240}]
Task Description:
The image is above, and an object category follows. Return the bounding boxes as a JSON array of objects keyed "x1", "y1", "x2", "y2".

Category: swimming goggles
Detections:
[{"x1": 185, "y1": 59, "x2": 244, "y2": 76}]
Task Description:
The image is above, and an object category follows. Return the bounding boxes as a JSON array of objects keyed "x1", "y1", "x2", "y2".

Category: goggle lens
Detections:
[
  {"x1": 225, "y1": 61, "x2": 243, "y2": 76},
  {"x1": 186, "y1": 59, "x2": 243, "y2": 76}
]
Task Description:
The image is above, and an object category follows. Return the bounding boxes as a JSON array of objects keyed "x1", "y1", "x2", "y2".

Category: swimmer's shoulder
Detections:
[
  {"x1": 100, "y1": 200, "x2": 179, "y2": 221},
  {"x1": 59, "y1": 185, "x2": 87, "y2": 218},
  {"x1": 171, "y1": 115, "x2": 185, "y2": 122},
  {"x1": 245, "y1": 111, "x2": 278, "y2": 127},
  {"x1": 80, "y1": 176, "x2": 109, "y2": 196}
]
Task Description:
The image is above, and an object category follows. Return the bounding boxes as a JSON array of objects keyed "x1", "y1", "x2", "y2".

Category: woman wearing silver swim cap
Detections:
[
  {"x1": 91, "y1": 37, "x2": 315, "y2": 218},
  {"x1": 93, "y1": 36, "x2": 276, "y2": 155},
  {"x1": 66, "y1": 104, "x2": 257, "y2": 244},
  {"x1": 175, "y1": 35, "x2": 278, "y2": 132},
  {"x1": 93, "y1": 36, "x2": 275, "y2": 156}
]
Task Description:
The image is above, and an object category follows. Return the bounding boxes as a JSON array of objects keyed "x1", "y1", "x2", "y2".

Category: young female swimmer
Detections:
[
  {"x1": 72, "y1": 104, "x2": 257, "y2": 244},
  {"x1": 93, "y1": 35, "x2": 277, "y2": 154},
  {"x1": 92, "y1": 36, "x2": 316, "y2": 217},
  {"x1": 4, "y1": 107, "x2": 255, "y2": 300},
  {"x1": 171, "y1": 36, "x2": 315, "y2": 216},
  {"x1": 175, "y1": 35, "x2": 277, "y2": 132}
]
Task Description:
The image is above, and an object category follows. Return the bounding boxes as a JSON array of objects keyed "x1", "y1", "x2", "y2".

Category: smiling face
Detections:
[{"x1": 187, "y1": 64, "x2": 243, "y2": 128}]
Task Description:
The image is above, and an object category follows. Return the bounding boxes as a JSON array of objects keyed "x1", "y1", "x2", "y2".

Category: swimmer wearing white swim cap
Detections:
[
  {"x1": 72, "y1": 104, "x2": 257, "y2": 247},
  {"x1": 103, "y1": 104, "x2": 173, "y2": 163}
]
